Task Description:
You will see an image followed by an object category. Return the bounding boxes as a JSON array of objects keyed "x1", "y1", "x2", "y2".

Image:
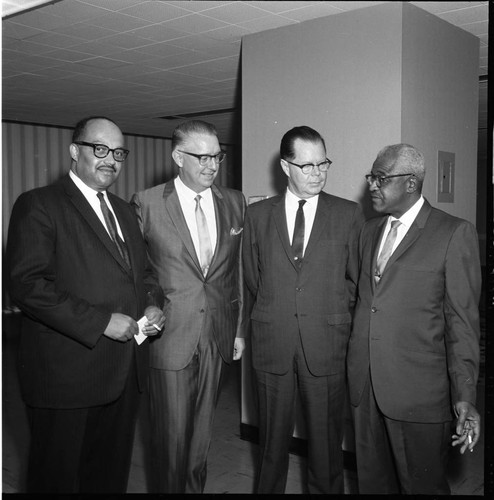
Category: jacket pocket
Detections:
[{"x1": 327, "y1": 312, "x2": 352, "y2": 325}]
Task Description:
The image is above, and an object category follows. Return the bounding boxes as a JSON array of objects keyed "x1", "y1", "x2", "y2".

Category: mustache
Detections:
[{"x1": 98, "y1": 164, "x2": 117, "y2": 172}]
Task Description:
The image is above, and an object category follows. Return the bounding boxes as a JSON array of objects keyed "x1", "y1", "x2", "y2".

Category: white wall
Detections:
[
  {"x1": 242, "y1": 3, "x2": 404, "y2": 208},
  {"x1": 401, "y1": 3, "x2": 479, "y2": 225},
  {"x1": 242, "y1": 2, "x2": 479, "y2": 226}
]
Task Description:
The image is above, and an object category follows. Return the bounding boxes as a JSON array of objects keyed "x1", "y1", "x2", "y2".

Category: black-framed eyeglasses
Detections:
[
  {"x1": 283, "y1": 158, "x2": 332, "y2": 175},
  {"x1": 178, "y1": 150, "x2": 226, "y2": 166},
  {"x1": 75, "y1": 141, "x2": 129, "y2": 162},
  {"x1": 365, "y1": 173, "x2": 413, "y2": 188}
]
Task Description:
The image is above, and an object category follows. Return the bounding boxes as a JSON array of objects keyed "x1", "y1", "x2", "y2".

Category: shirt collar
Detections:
[
  {"x1": 69, "y1": 169, "x2": 104, "y2": 198},
  {"x1": 175, "y1": 175, "x2": 212, "y2": 203},
  {"x1": 392, "y1": 195, "x2": 424, "y2": 229},
  {"x1": 285, "y1": 188, "x2": 318, "y2": 209}
]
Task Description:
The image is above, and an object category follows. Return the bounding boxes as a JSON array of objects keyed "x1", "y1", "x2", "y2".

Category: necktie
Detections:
[
  {"x1": 195, "y1": 195, "x2": 213, "y2": 276},
  {"x1": 374, "y1": 219, "x2": 401, "y2": 283},
  {"x1": 292, "y1": 200, "x2": 306, "y2": 265},
  {"x1": 97, "y1": 192, "x2": 131, "y2": 269}
]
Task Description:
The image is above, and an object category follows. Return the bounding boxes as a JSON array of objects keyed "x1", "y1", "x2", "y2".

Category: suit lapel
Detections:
[
  {"x1": 162, "y1": 180, "x2": 203, "y2": 275},
  {"x1": 208, "y1": 185, "x2": 226, "y2": 274},
  {"x1": 302, "y1": 193, "x2": 329, "y2": 261},
  {"x1": 62, "y1": 176, "x2": 132, "y2": 274},
  {"x1": 272, "y1": 195, "x2": 299, "y2": 270},
  {"x1": 384, "y1": 200, "x2": 432, "y2": 270},
  {"x1": 371, "y1": 200, "x2": 432, "y2": 287},
  {"x1": 109, "y1": 193, "x2": 136, "y2": 275}
]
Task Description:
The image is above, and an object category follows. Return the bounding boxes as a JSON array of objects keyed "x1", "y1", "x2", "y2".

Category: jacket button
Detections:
[{"x1": 371, "y1": 307, "x2": 377, "y2": 313}]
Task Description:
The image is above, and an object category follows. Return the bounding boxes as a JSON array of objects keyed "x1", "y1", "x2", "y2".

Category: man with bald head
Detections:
[
  {"x1": 7, "y1": 116, "x2": 164, "y2": 493},
  {"x1": 347, "y1": 143, "x2": 482, "y2": 494}
]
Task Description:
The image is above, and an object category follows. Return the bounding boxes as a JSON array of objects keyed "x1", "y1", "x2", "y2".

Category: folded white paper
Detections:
[{"x1": 134, "y1": 316, "x2": 148, "y2": 345}]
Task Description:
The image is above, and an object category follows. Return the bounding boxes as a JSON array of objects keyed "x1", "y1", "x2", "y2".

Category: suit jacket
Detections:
[
  {"x1": 131, "y1": 179, "x2": 246, "y2": 371},
  {"x1": 6, "y1": 174, "x2": 163, "y2": 409},
  {"x1": 242, "y1": 191, "x2": 364, "y2": 376},
  {"x1": 347, "y1": 199, "x2": 481, "y2": 423}
]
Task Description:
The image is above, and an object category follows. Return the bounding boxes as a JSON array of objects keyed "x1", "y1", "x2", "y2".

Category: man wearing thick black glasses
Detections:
[
  {"x1": 6, "y1": 116, "x2": 164, "y2": 493},
  {"x1": 131, "y1": 119, "x2": 246, "y2": 493},
  {"x1": 242, "y1": 125, "x2": 364, "y2": 494}
]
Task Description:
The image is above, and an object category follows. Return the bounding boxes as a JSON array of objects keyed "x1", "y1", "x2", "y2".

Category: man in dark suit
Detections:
[
  {"x1": 131, "y1": 120, "x2": 246, "y2": 493},
  {"x1": 242, "y1": 125, "x2": 364, "y2": 494},
  {"x1": 347, "y1": 143, "x2": 481, "y2": 494},
  {"x1": 6, "y1": 116, "x2": 165, "y2": 494}
]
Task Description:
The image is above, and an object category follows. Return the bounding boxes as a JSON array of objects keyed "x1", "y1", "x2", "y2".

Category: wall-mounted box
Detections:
[{"x1": 437, "y1": 151, "x2": 455, "y2": 203}]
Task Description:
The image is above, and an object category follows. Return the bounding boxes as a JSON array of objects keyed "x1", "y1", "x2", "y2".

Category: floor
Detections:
[{"x1": 2, "y1": 312, "x2": 485, "y2": 495}]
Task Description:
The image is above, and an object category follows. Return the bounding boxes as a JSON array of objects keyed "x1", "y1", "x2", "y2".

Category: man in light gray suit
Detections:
[{"x1": 131, "y1": 120, "x2": 246, "y2": 493}]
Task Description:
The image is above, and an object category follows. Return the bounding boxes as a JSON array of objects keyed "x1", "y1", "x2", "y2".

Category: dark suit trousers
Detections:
[
  {"x1": 352, "y1": 372, "x2": 451, "y2": 494},
  {"x1": 25, "y1": 355, "x2": 141, "y2": 494},
  {"x1": 148, "y1": 315, "x2": 225, "y2": 494},
  {"x1": 254, "y1": 333, "x2": 345, "y2": 494}
]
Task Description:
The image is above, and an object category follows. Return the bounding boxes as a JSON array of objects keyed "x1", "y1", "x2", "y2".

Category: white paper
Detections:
[{"x1": 134, "y1": 316, "x2": 148, "y2": 345}]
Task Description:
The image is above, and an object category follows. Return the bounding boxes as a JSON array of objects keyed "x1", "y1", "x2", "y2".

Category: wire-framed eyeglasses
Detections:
[
  {"x1": 365, "y1": 173, "x2": 413, "y2": 188},
  {"x1": 178, "y1": 150, "x2": 226, "y2": 166},
  {"x1": 75, "y1": 141, "x2": 129, "y2": 162},
  {"x1": 283, "y1": 158, "x2": 332, "y2": 175}
]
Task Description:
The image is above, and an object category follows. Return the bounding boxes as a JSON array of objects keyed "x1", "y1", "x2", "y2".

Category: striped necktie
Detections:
[
  {"x1": 195, "y1": 194, "x2": 213, "y2": 276},
  {"x1": 374, "y1": 219, "x2": 401, "y2": 284},
  {"x1": 97, "y1": 192, "x2": 131, "y2": 269}
]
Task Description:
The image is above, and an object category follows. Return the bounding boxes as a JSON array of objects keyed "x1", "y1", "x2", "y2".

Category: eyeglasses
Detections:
[
  {"x1": 75, "y1": 141, "x2": 129, "y2": 162},
  {"x1": 178, "y1": 150, "x2": 226, "y2": 166},
  {"x1": 365, "y1": 173, "x2": 413, "y2": 187},
  {"x1": 283, "y1": 158, "x2": 332, "y2": 175}
]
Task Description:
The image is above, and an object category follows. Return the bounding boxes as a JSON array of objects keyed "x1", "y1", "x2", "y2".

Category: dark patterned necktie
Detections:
[
  {"x1": 292, "y1": 200, "x2": 306, "y2": 266},
  {"x1": 97, "y1": 192, "x2": 131, "y2": 269},
  {"x1": 195, "y1": 195, "x2": 213, "y2": 276}
]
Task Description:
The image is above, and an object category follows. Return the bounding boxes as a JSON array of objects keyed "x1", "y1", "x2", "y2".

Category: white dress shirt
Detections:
[
  {"x1": 174, "y1": 176, "x2": 217, "y2": 259},
  {"x1": 377, "y1": 195, "x2": 425, "y2": 256},
  {"x1": 285, "y1": 188, "x2": 319, "y2": 256},
  {"x1": 69, "y1": 169, "x2": 125, "y2": 240}
]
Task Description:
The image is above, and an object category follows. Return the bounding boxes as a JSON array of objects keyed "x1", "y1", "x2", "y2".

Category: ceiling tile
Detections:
[
  {"x1": 2, "y1": 19, "x2": 46, "y2": 39},
  {"x1": 53, "y1": 21, "x2": 119, "y2": 40},
  {"x1": 199, "y1": 2, "x2": 275, "y2": 23},
  {"x1": 75, "y1": 0, "x2": 148, "y2": 12},
  {"x1": 84, "y1": 11, "x2": 153, "y2": 31},
  {"x1": 129, "y1": 23, "x2": 190, "y2": 42},
  {"x1": 159, "y1": 13, "x2": 229, "y2": 34},
  {"x1": 278, "y1": 3, "x2": 350, "y2": 22},
  {"x1": 435, "y1": 4, "x2": 488, "y2": 25},
  {"x1": 119, "y1": 1, "x2": 192, "y2": 22}
]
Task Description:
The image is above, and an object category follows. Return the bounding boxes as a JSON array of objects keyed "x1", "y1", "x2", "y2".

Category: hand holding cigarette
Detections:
[{"x1": 451, "y1": 401, "x2": 481, "y2": 454}]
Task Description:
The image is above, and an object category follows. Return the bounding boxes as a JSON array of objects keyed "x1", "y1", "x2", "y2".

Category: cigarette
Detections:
[
  {"x1": 468, "y1": 435, "x2": 472, "y2": 445},
  {"x1": 153, "y1": 323, "x2": 162, "y2": 331}
]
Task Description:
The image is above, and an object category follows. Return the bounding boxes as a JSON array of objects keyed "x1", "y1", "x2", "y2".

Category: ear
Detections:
[
  {"x1": 69, "y1": 143, "x2": 79, "y2": 162},
  {"x1": 280, "y1": 159, "x2": 290, "y2": 177},
  {"x1": 407, "y1": 175, "x2": 419, "y2": 193},
  {"x1": 172, "y1": 149, "x2": 183, "y2": 168}
]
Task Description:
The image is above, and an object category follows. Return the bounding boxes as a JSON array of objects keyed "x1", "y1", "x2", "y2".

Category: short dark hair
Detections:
[
  {"x1": 280, "y1": 126, "x2": 326, "y2": 160},
  {"x1": 72, "y1": 116, "x2": 119, "y2": 143},
  {"x1": 172, "y1": 120, "x2": 218, "y2": 151}
]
